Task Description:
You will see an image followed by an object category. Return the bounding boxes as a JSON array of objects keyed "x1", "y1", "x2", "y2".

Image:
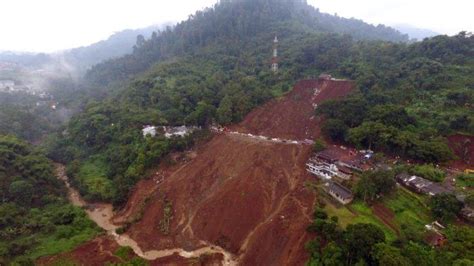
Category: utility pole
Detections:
[{"x1": 271, "y1": 35, "x2": 279, "y2": 73}]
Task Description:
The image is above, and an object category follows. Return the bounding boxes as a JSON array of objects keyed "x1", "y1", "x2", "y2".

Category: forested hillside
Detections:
[
  {"x1": 49, "y1": 0, "x2": 473, "y2": 208},
  {"x1": 85, "y1": 0, "x2": 408, "y2": 87},
  {"x1": 0, "y1": 136, "x2": 99, "y2": 264}
]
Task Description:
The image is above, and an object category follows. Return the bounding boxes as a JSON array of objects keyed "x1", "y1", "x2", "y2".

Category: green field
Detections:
[
  {"x1": 324, "y1": 201, "x2": 397, "y2": 241},
  {"x1": 323, "y1": 187, "x2": 433, "y2": 242},
  {"x1": 384, "y1": 187, "x2": 431, "y2": 231}
]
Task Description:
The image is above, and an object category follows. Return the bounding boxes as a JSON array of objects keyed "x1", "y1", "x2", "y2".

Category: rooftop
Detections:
[
  {"x1": 396, "y1": 173, "x2": 451, "y2": 196},
  {"x1": 316, "y1": 150, "x2": 340, "y2": 162},
  {"x1": 327, "y1": 181, "x2": 353, "y2": 200}
]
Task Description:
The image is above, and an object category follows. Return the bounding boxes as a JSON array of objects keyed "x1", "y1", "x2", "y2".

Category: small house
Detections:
[
  {"x1": 396, "y1": 173, "x2": 451, "y2": 196},
  {"x1": 163, "y1": 126, "x2": 195, "y2": 138},
  {"x1": 325, "y1": 181, "x2": 353, "y2": 205}
]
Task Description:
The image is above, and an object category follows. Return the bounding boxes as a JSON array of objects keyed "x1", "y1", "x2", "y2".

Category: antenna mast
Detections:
[{"x1": 271, "y1": 35, "x2": 279, "y2": 73}]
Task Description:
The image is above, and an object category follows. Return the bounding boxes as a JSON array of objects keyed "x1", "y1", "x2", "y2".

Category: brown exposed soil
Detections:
[
  {"x1": 39, "y1": 79, "x2": 354, "y2": 265},
  {"x1": 122, "y1": 134, "x2": 315, "y2": 262},
  {"x1": 447, "y1": 134, "x2": 474, "y2": 169},
  {"x1": 371, "y1": 202, "x2": 399, "y2": 235},
  {"x1": 150, "y1": 253, "x2": 224, "y2": 266},
  {"x1": 232, "y1": 79, "x2": 355, "y2": 140}
]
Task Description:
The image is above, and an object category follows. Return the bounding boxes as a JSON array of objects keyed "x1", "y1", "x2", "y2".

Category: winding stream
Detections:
[{"x1": 55, "y1": 164, "x2": 237, "y2": 265}]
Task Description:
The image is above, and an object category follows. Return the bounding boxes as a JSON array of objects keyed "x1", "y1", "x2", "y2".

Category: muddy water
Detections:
[{"x1": 55, "y1": 164, "x2": 237, "y2": 265}]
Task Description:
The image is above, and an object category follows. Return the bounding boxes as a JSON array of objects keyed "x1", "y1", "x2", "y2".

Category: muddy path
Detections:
[{"x1": 55, "y1": 164, "x2": 237, "y2": 265}]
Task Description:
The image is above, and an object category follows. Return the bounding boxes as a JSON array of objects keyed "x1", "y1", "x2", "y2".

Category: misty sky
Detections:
[{"x1": 0, "y1": 0, "x2": 472, "y2": 53}]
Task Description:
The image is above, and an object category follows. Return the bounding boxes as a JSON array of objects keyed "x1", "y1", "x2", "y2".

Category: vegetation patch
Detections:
[
  {"x1": 76, "y1": 157, "x2": 116, "y2": 201},
  {"x1": 158, "y1": 198, "x2": 173, "y2": 235},
  {"x1": 349, "y1": 202, "x2": 397, "y2": 241},
  {"x1": 410, "y1": 164, "x2": 445, "y2": 182},
  {"x1": 455, "y1": 173, "x2": 474, "y2": 188},
  {"x1": 0, "y1": 135, "x2": 100, "y2": 265},
  {"x1": 111, "y1": 246, "x2": 148, "y2": 266}
]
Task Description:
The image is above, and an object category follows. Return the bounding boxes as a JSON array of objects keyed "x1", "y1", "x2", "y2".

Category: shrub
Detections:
[
  {"x1": 313, "y1": 138, "x2": 327, "y2": 152},
  {"x1": 430, "y1": 194, "x2": 463, "y2": 223},
  {"x1": 410, "y1": 164, "x2": 445, "y2": 182},
  {"x1": 455, "y1": 173, "x2": 474, "y2": 188}
]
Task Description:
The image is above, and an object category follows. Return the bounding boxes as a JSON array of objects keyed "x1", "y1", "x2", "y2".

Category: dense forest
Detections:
[{"x1": 0, "y1": 135, "x2": 99, "y2": 264}]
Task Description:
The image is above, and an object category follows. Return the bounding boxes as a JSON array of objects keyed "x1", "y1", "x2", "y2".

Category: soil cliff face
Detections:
[
  {"x1": 41, "y1": 79, "x2": 354, "y2": 265},
  {"x1": 123, "y1": 134, "x2": 315, "y2": 265}
]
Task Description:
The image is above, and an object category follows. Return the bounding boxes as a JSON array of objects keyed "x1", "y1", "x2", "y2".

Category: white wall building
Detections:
[
  {"x1": 0, "y1": 80, "x2": 15, "y2": 89},
  {"x1": 142, "y1": 126, "x2": 157, "y2": 137}
]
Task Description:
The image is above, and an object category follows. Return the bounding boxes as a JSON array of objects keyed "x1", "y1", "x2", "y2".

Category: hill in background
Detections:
[{"x1": 393, "y1": 24, "x2": 440, "y2": 41}]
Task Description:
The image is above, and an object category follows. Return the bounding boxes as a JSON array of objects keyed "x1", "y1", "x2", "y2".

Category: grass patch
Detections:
[
  {"x1": 323, "y1": 202, "x2": 357, "y2": 227},
  {"x1": 323, "y1": 201, "x2": 397, "y2": 241},
  {"x1": 350, "y1": 202, "x2": 397, "y2": 241},
  {"x1": 455, "y1": 173, "x2": 474, "y2": 188},
  {"x1": 383, "y1": 187, "x2": 431, "y2": 231}
]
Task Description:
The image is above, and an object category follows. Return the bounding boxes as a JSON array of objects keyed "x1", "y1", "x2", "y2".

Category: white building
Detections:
[
  {"x1": 0, "y1": 80, "x2": 15, "y2": 89},
  {"x1": 142, "y1": 126, "x2": 157, "y2": 137},
  {"x1": 164, "y1": 126, "x2": 194, "y2": 138},
  {"x1": 306, "y1": 162, "x2": 340, "y2": 180}
]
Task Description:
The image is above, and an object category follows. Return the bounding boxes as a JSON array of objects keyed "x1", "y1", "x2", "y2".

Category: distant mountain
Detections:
[
  {"x1": 0, "y1": 24, "x2": 168, "y2": 76},
  {"x1": 61, "y1": 24, "x2": 168, "y2": 74},
  {"x1": 393, "y1": 24, "x2": 440, "y2": 41},
  {"x1": 0, "y1": 51, "x2": 53, "y2": 68}
]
